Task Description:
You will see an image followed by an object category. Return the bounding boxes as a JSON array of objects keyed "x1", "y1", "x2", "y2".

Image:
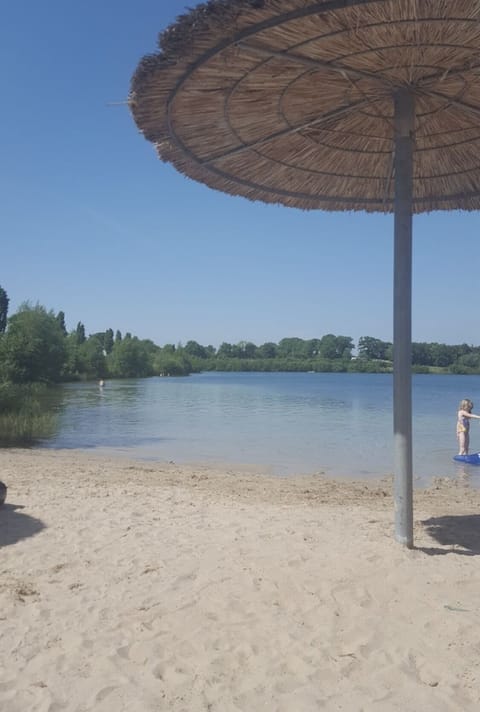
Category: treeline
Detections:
[
  {"x1": 1, "y1": 286, "x2": 480, "y2": 387},
  {"x1": 0, "y1": 301, "x2": 192, "y2": 383},
  {"x1": 184, "y1": 335, "x2": 480, "y2": 374},
  {"x1": 358, "y1": 336, "x2": 480, "y2": 373}
]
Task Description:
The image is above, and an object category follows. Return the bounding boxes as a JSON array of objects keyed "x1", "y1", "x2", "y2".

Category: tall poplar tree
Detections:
[
  {"x1": 56, "y1": 310, "x2": 67, "y2": 336},
  {"x1": 0, "y1": 285, "x2": 9, "y2": 334},
  {"x1": 75, "y1": 321, "x2": 86, "y2": 344},
  {"x1": 104, "y1": 328, "x2": 114, "y2": 354}
]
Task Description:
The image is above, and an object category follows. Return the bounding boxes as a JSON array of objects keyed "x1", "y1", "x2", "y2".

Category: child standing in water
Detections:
[{"x1": 457, "y1": 399, "x2": 480, "y2": 455}]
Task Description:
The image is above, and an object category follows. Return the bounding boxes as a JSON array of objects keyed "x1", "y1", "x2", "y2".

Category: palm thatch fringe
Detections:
[{"x1": 130, "y1": 0, "x2": 480, "y2": 213}]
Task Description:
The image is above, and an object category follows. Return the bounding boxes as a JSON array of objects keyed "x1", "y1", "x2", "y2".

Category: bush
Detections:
[{"x1": 0, "y1": 382, "x2": 58, "y2": 445}]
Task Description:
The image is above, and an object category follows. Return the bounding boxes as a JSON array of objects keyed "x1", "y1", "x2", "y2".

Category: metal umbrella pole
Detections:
[{"x1": 393, "y1": 88, "x2": 415, "y2": 548}]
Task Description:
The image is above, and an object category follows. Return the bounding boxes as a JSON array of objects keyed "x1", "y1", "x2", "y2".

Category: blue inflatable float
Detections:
[{"x1": 453, "y1": 453, "x2": 480, "y2": 464}]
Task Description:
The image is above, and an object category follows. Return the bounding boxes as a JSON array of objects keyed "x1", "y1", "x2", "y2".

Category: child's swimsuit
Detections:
[{"x1": 457, "y1": 413, "x2": 469, "y2": 434}]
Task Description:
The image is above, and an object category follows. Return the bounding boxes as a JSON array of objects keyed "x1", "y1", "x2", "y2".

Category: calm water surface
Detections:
[{"x1": 41, "y1": 372, "x2": 480, "y2": 485}]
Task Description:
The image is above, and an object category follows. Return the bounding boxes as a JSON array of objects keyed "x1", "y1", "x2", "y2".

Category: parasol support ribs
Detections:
[
  {"x1": 393, "y1": 87, "x2": 414, "y2": 548},
  {"x1": 236, "y1": 41, "x2": 392, "y2": 90}
]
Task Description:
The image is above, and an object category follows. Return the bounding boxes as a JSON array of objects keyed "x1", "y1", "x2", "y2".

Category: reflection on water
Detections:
[
  {"x1": 44, "y1": 380, "x2": 161, "y2": 448},
  {"x1": 39, "y1": 372, "x2": 480, "y2": 484}
]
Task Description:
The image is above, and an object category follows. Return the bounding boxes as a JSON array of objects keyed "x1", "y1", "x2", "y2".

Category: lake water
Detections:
[{"x1": 41, "y1": 371, "x2": 480, "y2": 485}]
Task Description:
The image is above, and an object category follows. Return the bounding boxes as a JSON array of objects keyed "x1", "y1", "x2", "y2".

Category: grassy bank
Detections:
[{"x1": 0, "y1": 383, "x2": 58, "y2": 446}]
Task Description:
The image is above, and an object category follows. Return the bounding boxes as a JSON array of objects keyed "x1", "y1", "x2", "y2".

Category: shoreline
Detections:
[
  {"x1": 5, "y1": 445, "x2": 479, "y2": 501},
  {"x1": 2, "y1": 449, "x2": 480, "y2": 711},
  {"x1": 34, "y1": 442, "x2": 480, "y2": 490}
]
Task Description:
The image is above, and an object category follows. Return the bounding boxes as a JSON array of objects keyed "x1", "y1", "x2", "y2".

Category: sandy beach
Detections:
[{"x1": 1, "y1": 449, "x2": 480, "y2": 711}]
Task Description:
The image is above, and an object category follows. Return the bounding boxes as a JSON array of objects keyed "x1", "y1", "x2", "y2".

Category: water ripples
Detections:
[{"x1": 40, "y1": 371, "x2": 480, "y2": 484}]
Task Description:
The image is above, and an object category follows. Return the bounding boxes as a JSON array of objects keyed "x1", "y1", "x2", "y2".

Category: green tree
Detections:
[
  {"x1": 217, "y1": 342, "x2": 234, "y2": 358},
  {"x1": 154, "y1": 351, "x2": 193, "y2": 376},
  {"x1": 336, "y1": 336, "x2": 354, "y2": 360},
  {"x1": 0, "y1": 303, "x2": 66, "y2": 383},
  {"x1": 78, "y1": 336, "x2": 106, "y2": 378},
  {"x1": 412, "y1": 342, "x2": 431, "y2": 366},
  {"x1": 305, "y1": 339, "x2": 322, "y2": 357},
  {"x1": 56, "y1": 310, "x2": 67, "y2": 336},
  {"x1": 236, "y1": 341, "x2": 257, "y2": 358},
  {"x1": 185, "y1": 340, "x2": 207, "y2": 358},
  {"x1": 457, "y1": 352, "x2": 480, "y2": 371},
  {"x1": 0, "y1": 286, "x2": 9, "y2": 334},
  {"x1": 277, "y1": 337, "x2": 307, "y2": 358},
  {"x1": 428, "y1": 342, "x2": 453, "y2": 367},
  {"x1": 104, "y1": 328, "x2": 114, "y2": 354},
  {"x1": 75, "y1": 321, "x2": 86, "y2": 344},
  {"x1": 108, "y1": 337, "x2": 154, "y2": 378},
  {"x1": 358, "y1": 336, "x2": 391, "y2": 360},
  {"x1": 318, "y1": 334, "x2": 338, "y2": 360},
  {"x1": 258, "y1": 342, "x2": 277, "y2": 358},
  {"x1": 62, "y1": 333, "x2": 82, "y2": 379}
]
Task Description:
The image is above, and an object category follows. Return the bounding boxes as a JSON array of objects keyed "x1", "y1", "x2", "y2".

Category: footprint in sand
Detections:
[{"x1": 95, "y1": 686, "x2": 117, "y2": 703}]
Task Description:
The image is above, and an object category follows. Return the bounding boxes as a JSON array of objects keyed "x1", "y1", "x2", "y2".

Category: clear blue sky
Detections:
[{"x1": 2, "y1": 1, "x2": 478, "y2": 349}]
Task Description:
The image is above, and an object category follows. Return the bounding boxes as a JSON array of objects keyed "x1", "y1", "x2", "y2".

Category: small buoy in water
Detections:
[{"x1": 0, "y1": 481, "x2": 7, "y2": 506}]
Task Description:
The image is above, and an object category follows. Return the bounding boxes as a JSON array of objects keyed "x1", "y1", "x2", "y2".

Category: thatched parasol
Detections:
[{"x1": 130, "y1": 0, "x2": 480, "y2": 547}]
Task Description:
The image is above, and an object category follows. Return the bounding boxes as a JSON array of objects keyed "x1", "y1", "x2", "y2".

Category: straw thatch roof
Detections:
[{"x1": 130, "y1": 0, "x2": 480, "y2": 212}]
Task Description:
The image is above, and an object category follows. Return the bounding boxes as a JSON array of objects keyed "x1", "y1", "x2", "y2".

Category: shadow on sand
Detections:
[
  {"x1": 0, "y1": 503, "x2": 46, "y2": 547},
  {"x1": 419, "y1": 514, "x2": 480, "y2": 556}
]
